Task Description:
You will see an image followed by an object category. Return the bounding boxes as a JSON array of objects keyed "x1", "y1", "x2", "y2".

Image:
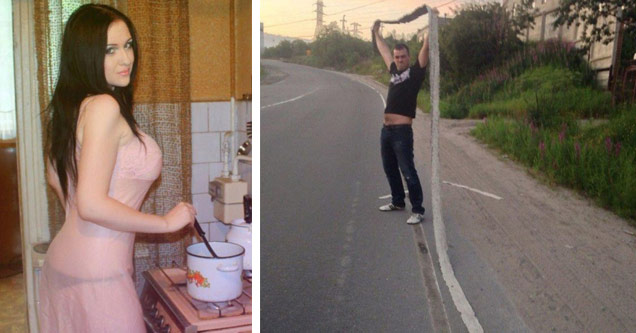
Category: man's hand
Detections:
[{"x1": 372, "y1": 20, "x2": 381, "y2": 35}]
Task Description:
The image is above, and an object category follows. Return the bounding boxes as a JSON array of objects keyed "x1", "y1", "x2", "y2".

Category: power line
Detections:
[
  {"x1": 265, "y1": 18, "x2": 315, "y2": 28},
  {"x1": 437, "y1": 0, "x2": 460, "y2": 9},
  {"x1": 324, "y1": 0, "x2": 387, "y2": 16}
]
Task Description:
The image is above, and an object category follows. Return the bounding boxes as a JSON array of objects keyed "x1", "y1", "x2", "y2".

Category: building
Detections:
[{"x1": 504, "y1": 0, "x2": 621, "y2": 87}]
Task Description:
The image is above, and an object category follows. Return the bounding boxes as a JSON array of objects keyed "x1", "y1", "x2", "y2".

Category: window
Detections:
[{"x1": 0, "y1": 0, "x2": 16, "y2": 140}]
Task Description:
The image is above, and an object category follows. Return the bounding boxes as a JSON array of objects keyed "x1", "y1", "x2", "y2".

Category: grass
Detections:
[
  {"x1": 446, "y1": 41, "x2": 636, "y2": 222},
  {"x1": 472, "y1": 108, "x2": 636, "y2": 222},
  {"x1": 417, "y1": 91, "x2": 431, "y2": 114}
]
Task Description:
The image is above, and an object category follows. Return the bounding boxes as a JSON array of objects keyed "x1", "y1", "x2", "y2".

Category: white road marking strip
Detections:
[
  {"x1": 336, "y1": 181, "x2": 361, "y2": 304},
  {"x1": 428, "y1": 10, "x2": 484, "y2": 333},
  {"x1": 261, "y1": 87, "x2": 320, "y2": 109},
  {"x1": 378, "y1": 191, "x2": 409, "y2": 200},
  {"x1": 353, "y1": 78, "x2": 387, "y2": 108},
  {"x1": 443, "y1": 181, "x2": 503, "y2": 200}
]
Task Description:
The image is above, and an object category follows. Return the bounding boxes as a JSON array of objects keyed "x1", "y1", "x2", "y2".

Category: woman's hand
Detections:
[{"x1": 163, "y1": 202, "x2": 197, "y2": 232}]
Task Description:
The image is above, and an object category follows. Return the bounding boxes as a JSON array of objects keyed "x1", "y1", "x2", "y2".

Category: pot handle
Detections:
[{"x1": 217, "y1": 263, "x2": 240, "y2": 272}]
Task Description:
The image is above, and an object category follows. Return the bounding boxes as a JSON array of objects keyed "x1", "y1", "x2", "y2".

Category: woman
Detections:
[{"x1": 39, "y1": 4, "x2": 195, "y2": 332}]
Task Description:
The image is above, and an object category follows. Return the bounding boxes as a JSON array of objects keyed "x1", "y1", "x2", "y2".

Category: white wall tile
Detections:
[
  {"x1": 191, "y1": 163, "x2": 209, "y2": 194},
  {"x1": 191, "y1": 103, "x2": 208, "y2": 133},
  {"x1": 192, "y1": 133, "x2": 220, "y2": 163},
  {"x1": 193, "y1": 193, "x2": 215, "y2": 223},
  {"x1": 209, "y1": 162, "x2": 225, "y2": 180},
  {"x1": 191, "y1": 222, "x2": 214, "y2": 244},
  {"x1": 203, "y1": 222, "x2": 213, "y2": 239},
  {"x1": 209, "y1": 222, "x2": 230, "y2": 242},
  {"x1": 209, "y1": 102, "x2": 231, "y2": 132}
]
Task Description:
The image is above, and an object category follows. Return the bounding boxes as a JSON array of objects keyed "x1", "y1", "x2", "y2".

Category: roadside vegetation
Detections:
[{"x1": 262, "y1": 1, "x2": 636, "y2": 221}]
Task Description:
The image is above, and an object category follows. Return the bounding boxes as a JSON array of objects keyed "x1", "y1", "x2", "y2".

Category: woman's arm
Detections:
[
  {"x1": 75, "y1": 94, "x2": 194, "y2": 233},
  {"x1": 46, "y1": 158, "x2": 65, "y2": 207}
]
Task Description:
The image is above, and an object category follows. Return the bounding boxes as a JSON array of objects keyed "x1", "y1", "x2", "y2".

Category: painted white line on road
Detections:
[
  {"x1": 354, "y1": 78, "x2": 387, "y2": 109},
  {"x1": 443, "y1": 181, "x2": 503, "y2": 200},
  {"x1": 261, "y1": 87, "x2": 320, "y2": 109},
  {"x1": 320, "y1": 66, "x2": 387, "y2": 109},
  {"x1": 378, "y1": 191, "x2": 409, "y2": 200}
]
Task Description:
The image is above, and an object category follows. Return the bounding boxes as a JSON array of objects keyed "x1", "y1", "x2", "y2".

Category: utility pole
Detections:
[
  {"x1": 314, "y1": 1, "x2": 325, "y2": 39},
  {"x1": 351, "y1": 22, "x2": 361, "y2": 38},
  {"x1": 341, "y1": 15, "x2": 347, "y2": 33}
]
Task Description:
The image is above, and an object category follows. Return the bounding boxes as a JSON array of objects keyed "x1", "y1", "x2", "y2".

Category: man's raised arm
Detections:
[
  {"x1": 418, "y1": 7, "x2": 438, "y2": 69},
  {"x1": 418, "y1": 32, "x2": 429, "y2": 69},
  {"x1": 373, "y1": 20, "x2": 393, "y2": 70}
]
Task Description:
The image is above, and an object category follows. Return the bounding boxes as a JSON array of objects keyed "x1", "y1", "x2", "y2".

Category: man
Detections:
[{"x1": 372, "y1": 20, "x2": 429, "y2": 224}]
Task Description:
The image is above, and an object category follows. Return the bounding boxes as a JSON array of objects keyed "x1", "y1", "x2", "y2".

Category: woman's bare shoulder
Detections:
[
  {"x1": 77, "y1": 94, "x2": 127, "y2": 145},
  {"x1": 80, "y1": 94, "x2": 121, "y2": 118}
]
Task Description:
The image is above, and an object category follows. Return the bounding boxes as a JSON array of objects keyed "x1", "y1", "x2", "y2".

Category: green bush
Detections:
[
  {"x1": 311, "y1": 28, "x2": 373, "y2": 70},
  {"x1": 468, "y1": 98, "x2": 526, "y2": 118},
  {"x1": 608, "y1": 105, "x2": 636, "y2": 148},
  {"x1": 458, "y1": 65, "x2": 611, "y2": 122},
  {"x1": 441, "y1": 95, "x2": 469, "y2": 119},
  {"x1": 263, "y1": 40, "x2": 294, "y2": 59}
]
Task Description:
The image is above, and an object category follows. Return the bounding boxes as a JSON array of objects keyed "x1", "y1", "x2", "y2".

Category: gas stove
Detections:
[{"x1": 141, "y1": 267, "x2": 251, "y2": 332}]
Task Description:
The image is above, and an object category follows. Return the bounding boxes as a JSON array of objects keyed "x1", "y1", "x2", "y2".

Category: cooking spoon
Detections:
[{"x1": 193, "y1": 218, "x2": 219, "y2": 258}]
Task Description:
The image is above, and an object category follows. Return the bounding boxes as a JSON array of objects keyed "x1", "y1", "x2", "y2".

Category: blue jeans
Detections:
[{"x1": 380, "y1": 124, "x2": 425, "y2": 214}]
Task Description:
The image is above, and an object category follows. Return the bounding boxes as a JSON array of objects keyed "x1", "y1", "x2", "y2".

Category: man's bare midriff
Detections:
[{"x1": 384, "y1": 113, "x2": 413, "y2": 125}]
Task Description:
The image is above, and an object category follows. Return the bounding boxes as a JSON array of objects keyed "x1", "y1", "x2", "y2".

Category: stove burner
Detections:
[{"x1": 141, "y1": 268, "x2": 251, "y2": 332}]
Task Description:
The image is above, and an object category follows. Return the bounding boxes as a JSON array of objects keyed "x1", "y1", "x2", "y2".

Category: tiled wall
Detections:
[{"x1": 191, "y1": 100, "x2": 251, "y2": 241}]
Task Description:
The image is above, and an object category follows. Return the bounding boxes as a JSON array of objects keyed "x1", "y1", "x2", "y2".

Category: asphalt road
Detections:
[
  {"x1": 260, "y1": 59, "x2": 636, "y2": 332},
  {"x1": 262, "y1": 60, "x2": 436, "y2": 332},
  {"x1": 260, "y1": 60, "x2": 522, "y2": 332}
]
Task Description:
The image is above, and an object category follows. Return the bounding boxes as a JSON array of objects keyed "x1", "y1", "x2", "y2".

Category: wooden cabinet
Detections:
[
  {"x1": 0, "y1": 141, "x2": 22, "y2": 273},
  {"x1": 190, "y1": 0, "x2": 251, "y2": 102}
]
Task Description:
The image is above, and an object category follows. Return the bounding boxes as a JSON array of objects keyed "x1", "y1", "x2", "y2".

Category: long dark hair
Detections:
[{"x1": 45, "y1": 4, "x2": 141, "y2": 201}]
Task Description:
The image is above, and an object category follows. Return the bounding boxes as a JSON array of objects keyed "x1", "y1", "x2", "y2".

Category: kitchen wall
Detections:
[
  {"x1": 188, "y1": 0, "x2": 252, "y2": 241},
  {"x1": 190, "y1": 100, "x2": 251, "y2": 241}
]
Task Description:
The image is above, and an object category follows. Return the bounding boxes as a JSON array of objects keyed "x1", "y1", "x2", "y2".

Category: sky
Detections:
[{"x1": 261, "y1": 0, "x2": 481, "y2": 41}]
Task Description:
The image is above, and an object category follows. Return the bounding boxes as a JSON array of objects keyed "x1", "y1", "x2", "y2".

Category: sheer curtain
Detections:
[
  {"x1": 0, "y1": 0, "x2": 15, "y2": 140},
  {"x1": 34, "y1": 0, "x2": 192, "y2": 292}
]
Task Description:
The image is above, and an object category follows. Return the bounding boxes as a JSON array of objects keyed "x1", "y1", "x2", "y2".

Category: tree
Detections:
[
  {"x1": 311, "y1": 26, "x2": 372, "y2": 70},
  {"x1": 291, "y1": 39, "x2": 309, "y2": 57},
  {"x1": 553, "y1": 0, "x2": 636, "y2": 50},
  {"x1": 262, "y1": 40, "x2": 293, "y2": 59},
  {"x1": 439, "y1": 1, "x2": 536, "y2": 90}
]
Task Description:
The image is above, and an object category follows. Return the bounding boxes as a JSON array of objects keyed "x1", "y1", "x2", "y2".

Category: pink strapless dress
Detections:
[{"x1": 38, "y1": 131, "x2": 162, "y2": 333}]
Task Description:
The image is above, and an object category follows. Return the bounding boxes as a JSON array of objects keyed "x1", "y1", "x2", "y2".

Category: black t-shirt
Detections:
[{"x1": 385, "y1": 59, "x2": 426, "y2": 118}]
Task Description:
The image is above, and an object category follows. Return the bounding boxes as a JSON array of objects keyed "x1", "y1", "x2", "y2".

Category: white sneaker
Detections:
[
  {"x1": 407, "y1": 213, "x2": 424, "y2": 224},
  {"x1": 379, "y1": 203, "x2": 405, "y2": 211}
]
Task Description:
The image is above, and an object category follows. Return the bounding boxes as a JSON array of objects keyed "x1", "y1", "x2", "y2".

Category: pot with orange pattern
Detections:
[{"x1": 186, "y1": 242, "x2": 245, "y2": 302}]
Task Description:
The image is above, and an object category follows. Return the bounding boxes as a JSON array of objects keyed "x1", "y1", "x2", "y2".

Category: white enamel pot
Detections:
[
  {"x1": 186, "y1": 242, "x2": 244, "y2": 302},
  {"x1": 225, "y1": 219, "x2": 252, "y2": 271}
]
